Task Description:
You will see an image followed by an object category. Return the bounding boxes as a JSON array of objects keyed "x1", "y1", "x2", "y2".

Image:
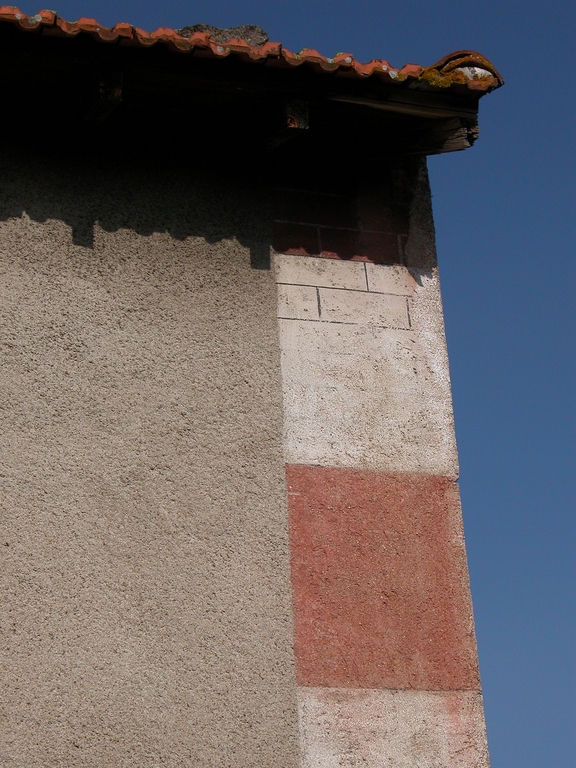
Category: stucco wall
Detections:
[{"x1": 0, "y1": 153, "x2": 300, "y2": 767}]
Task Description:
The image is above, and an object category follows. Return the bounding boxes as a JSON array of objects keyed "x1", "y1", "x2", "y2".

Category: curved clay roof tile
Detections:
[{"x1": 0, "y1": 7, "x2": 503, "y2": 93}]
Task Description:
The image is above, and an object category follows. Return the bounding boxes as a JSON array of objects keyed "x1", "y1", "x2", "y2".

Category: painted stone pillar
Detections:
[{"x1": 272, "y1": 158, "x2": 490, "y2": 767}]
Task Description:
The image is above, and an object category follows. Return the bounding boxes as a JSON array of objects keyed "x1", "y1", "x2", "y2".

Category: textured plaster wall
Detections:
[{"x1": 0, "y1": 154, "x2": 300, "y2": 767}]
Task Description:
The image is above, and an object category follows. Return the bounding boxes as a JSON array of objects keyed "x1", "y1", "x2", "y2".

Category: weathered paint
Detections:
[
  {"x1": 274, "y1": 253, "x2": 368, "y2": 291},
  {"x1": 278, "y1": 282, "x2": 411, "y2": 328},
  {"x1": 298, "y1": 688, "x2": 490, "y2": 768},
  {"x1": 275, "y1": 160, "x2": 489, "y2": 766},
  {"x1": 274, "y1": 254, "x2": 458, "y2": 476},
  {"x1": 287, "y1": 465, "x2": 480, "y2": 690},
  {"x1": 365, "y1": 262, "x2": 417, "y2": 295}
]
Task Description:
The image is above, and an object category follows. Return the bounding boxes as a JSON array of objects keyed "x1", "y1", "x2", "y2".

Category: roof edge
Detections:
[{"x1": 0, "y1": 7, "x2": 503, "y2": 94}]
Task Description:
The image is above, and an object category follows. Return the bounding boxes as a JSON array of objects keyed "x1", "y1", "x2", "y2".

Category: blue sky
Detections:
[{"x1": 18, "y1": 2, "x2": 576, "y2": 765}]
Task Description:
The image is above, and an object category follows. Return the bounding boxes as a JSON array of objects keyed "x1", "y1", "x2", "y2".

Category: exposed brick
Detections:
[
  {"x1": 273, "y1": 189, "x2": 358, "y2": 229},
  {"x1": 273, "y1": 222, "x2": 320, "y2": 256},
  {"x1": 358, "y1": 194, "x2": 409, "y2": 234},
  {"x1": 358, "y1": 231, "x2": 401, "y2": 264},
  {"x1": 319, "y1": 228, "x2": 360, "y2": 260},
  {"x1": 315, "y1": 167, "x2": 359, "y2": 196},
  {"x1": 269, "y1": 162, "x2": 319, "y2": 193},
  {"x1": 317, "y1": 230, "x2": 402, "y2": 263},
  {"x1": 287, "y1": 465, "x2": 480, "y2": 690},
  {"x1": 359, "y1": 201, "x2": 408, "y2": 234}
]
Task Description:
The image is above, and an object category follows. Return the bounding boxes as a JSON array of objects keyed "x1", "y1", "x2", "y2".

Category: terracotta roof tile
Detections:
[{"x1": 0, "y1": 6, "x2": 504, "y2": 92}]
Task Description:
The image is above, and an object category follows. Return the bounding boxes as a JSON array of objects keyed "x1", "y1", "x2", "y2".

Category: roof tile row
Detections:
[{"x1": 0, "y1": 7, "x2": 503, "y2": 92}]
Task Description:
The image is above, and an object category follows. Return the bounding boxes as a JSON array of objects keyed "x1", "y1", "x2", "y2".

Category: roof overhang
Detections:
[{"x1": 0, "y1": 8, "x2": 503, "y2": 159}]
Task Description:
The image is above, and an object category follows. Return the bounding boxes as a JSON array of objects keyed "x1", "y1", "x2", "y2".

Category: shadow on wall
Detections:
[{"x1": 0, "y1": 151, "x2": 272, "y2": 269}]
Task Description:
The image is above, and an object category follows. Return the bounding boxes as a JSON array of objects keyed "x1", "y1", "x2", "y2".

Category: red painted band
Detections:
[{"x1": 287, "y1": 465, "x2": 481, "y2": 690}]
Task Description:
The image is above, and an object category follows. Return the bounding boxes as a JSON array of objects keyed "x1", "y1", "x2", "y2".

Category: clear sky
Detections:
[{"x1": 17, "y1": 2, "x2": 575, "y2": 766}]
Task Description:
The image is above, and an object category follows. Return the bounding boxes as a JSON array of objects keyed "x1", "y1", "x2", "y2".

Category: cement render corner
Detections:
[
  {"x1": 273, "y1": 160, "x2": 459, "y2": 478},
  {"x1": 0, "y1": 150, "x2": 484, "y2": 767},
  {"x1": 275, "y1": 269, "x2": 459, "y2": 476}
]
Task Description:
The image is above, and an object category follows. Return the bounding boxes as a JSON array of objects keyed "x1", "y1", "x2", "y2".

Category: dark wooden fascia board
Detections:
[{"x1": 0, "y1": 26, "x2": 481, "y2": 122}]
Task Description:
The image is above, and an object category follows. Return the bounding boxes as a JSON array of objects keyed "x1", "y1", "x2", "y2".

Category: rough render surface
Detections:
[
  {"x1": 0, "y1": 154, "x2": 300, "y2": 767},
  {"x1": 298, "y1": 688, "x2": 490, "y2": 768},
  {"x1": 274, "y1": 254, "x2": 458, "y2": 477},
  {"x1": 275, "y1": 160, "x2": 488, "y2": 767},
  {"x1": 287, "y1": 465, "x2": 480, "y2": 690}
]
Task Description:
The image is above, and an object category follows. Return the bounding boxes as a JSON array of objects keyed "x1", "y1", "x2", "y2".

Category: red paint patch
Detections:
[{"x1": 287, "y1": 465, "x2": 481, "y2": 690}]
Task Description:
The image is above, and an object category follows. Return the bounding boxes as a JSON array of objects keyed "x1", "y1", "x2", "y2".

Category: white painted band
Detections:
[
  {"x1": 274, "y1": 254, "x2": 458, "y2": 476},
  {"x1": 298, "y1": 687, "x2": 490, "y2": 767}
]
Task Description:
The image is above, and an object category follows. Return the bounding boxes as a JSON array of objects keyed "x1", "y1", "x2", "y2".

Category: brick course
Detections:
[{"x1": 271, "y1": 165, "x2": 412, "y2": 263}]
